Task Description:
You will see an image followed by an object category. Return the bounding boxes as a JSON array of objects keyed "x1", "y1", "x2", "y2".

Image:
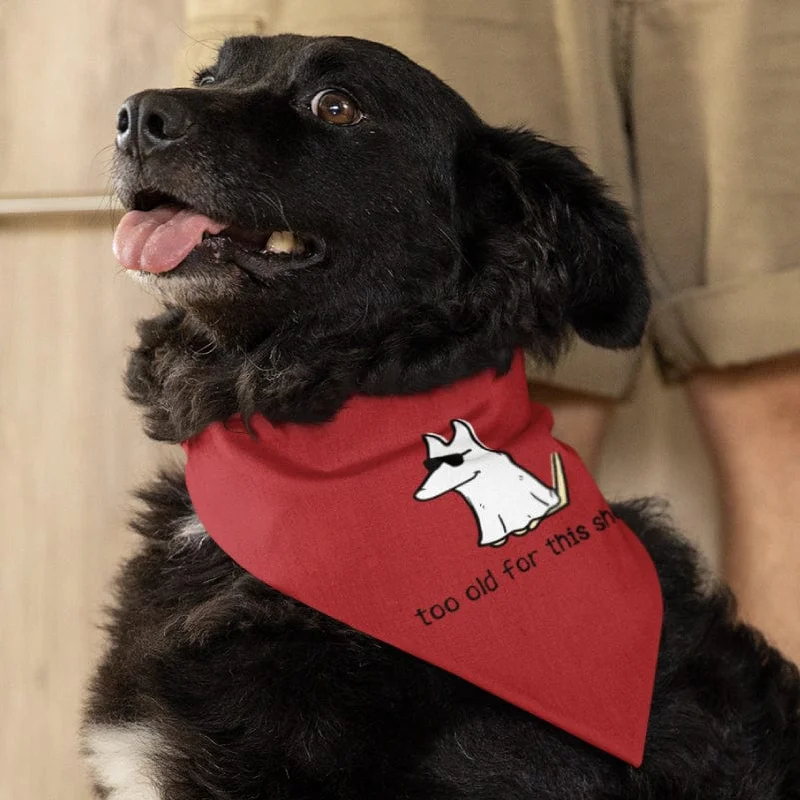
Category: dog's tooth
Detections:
[
  {"x1": 265, "y1": 231, "x2": 305, "y2": 255},
  {"x1": 265, "y1": 231, "x2": 295, "y2": 254}
]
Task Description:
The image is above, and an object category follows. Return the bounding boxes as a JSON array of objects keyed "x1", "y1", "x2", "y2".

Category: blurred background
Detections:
[{"x1": 0, "y1": 1, "x2": 720, "y2": 797}]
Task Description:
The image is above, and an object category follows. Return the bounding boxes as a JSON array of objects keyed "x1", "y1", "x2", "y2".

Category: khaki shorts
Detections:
[{"x1": 182, "y1": 0, "x2": 800, "y2": 397}]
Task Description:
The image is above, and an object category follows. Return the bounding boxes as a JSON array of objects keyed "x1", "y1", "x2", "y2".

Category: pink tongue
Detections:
[{"x1": 113, "y1": 206, "x2": 227, "y2": 273}]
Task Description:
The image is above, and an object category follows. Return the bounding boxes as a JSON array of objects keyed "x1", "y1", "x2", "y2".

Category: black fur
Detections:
[{"x1": 85, "y1": 34, "x2": 800, "y2": 798}]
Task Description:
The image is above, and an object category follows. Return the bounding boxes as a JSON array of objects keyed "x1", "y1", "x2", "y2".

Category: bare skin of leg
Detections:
[
  {"x1": 687, "y1": 354, "x2": 800, "y2": 664},
  {"x1": 527, "y1": 385, "x2": 614, "y2": 471}
]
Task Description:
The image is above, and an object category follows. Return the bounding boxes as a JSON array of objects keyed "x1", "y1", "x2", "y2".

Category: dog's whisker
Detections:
[{"x1": 191, "y1": 339, "x2": 218, "y2": 357}]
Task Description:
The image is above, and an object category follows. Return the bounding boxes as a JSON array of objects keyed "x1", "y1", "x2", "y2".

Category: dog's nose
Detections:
[{"x1": 116, "y1": 91, "x2": 191, "y2": 158}]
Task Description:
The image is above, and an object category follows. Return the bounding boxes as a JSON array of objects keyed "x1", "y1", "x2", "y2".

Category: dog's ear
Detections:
[{"x1": 457, "y1": 127, "x2": 649, "y2": 354}]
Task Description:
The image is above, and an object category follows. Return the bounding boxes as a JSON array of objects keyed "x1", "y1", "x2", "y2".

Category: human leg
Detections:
[
  {"x1": 687, "y1": 355, "x2": 800, "y2": 662},
  {"x1": 632, "y1": 0, "x2": 800, "y2": 660}
]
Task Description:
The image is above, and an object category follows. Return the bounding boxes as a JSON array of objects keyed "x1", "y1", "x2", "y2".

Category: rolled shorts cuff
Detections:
[
  {"x1": 525, "y1": 341, "x2": 643, "y2": 400},
  {"x1": 650, "y1": 267, "x2": 800, "y2": 380}
]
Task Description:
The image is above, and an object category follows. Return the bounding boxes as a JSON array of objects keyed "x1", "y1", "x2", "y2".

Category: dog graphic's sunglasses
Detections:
[{"x1": 422, "y1": 450, "x2": 471, "y2": 473}]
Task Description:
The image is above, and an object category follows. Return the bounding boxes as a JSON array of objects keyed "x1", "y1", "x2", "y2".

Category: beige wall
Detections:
[
  {"x1": 0, "y1": 2, "x2": 182, "y2": 798},
  {"x1": 0, "y1": 4, "x2": 719, "y2": 799}
]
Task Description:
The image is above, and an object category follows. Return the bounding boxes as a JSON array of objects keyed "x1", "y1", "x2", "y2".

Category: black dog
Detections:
[{"x1": 84, "y1": 35, "x2": 800, "y2": 799}]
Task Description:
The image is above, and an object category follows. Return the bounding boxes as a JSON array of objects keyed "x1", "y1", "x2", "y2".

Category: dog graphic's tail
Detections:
[
  {"x1": 546, "y1": 452, "x2": 569, "y2": 516},
  {"x1": 524, "y1": 452, "x2": 570, "y2": 534}
]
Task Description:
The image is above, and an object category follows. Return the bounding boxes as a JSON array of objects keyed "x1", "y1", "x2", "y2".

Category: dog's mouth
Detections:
[{"x1": 113, "y1": 190, "x2": 323, "y2": 279}]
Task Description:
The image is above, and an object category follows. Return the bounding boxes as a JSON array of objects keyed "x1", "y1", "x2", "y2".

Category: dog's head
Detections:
[{"x1": 114, "y1": 35, "x2": 648, "y2": 441}]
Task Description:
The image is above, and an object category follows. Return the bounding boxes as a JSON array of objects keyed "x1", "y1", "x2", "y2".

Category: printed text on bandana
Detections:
[{"x1": 415, "y1": 507, "x2": 619, "y2": 626}]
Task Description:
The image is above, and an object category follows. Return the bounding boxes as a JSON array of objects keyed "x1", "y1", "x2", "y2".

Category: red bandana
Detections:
[{"x1": 183, "y1": 352, "x2": 663, "y2": 766}]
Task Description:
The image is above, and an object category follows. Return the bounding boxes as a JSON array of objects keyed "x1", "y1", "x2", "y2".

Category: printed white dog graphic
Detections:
[{"x1": 415, "y1": 419, "x2": 569, "y2": 547}]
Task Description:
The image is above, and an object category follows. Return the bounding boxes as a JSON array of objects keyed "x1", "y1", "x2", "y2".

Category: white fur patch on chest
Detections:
[{"x1": 84, "y1": 723, "x2": 164, "y2": 800}]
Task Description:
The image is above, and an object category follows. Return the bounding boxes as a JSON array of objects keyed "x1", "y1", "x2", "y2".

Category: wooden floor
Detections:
[{"x1": 0, "y1": 3, "x2": 719, "y2": 798}]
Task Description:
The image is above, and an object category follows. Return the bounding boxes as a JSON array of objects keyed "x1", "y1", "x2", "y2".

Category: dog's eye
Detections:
[{"x1": 311, "y1": 90, "x2": 363, "y2": 126}]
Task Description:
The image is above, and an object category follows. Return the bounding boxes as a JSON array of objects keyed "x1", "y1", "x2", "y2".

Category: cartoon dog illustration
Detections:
[{"x1": 414, "y1": 419, "x2": 569, "y2": 547}]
